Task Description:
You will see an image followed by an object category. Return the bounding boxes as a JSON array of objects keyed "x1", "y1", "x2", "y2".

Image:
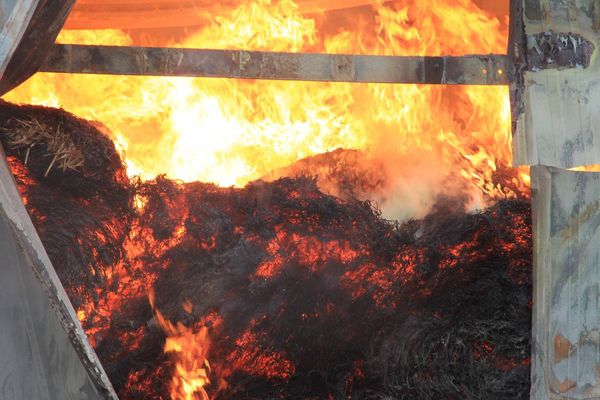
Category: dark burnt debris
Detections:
[
  {"x1": 0, "y1": 101, "x2": 532, "y2": 400},
  {"x1": 528, "y1": 31, "x2": 595, "y2": 71}
]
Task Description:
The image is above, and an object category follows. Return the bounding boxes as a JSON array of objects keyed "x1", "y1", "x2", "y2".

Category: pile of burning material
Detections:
[
  {"x1": 0, "y1": 101, "x2": 134, "y2": 306},
  {"x1": 0, "y1": 100, "x2": 532, "y2": 399}
]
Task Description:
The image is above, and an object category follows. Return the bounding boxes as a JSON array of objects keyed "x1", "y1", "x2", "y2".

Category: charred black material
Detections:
[
  {"x1": 528, "y1": 31, "x2": 595, "y2": 71},
  {"x1": 0, "y1": 102, "x2": 532, "y2": 400}
]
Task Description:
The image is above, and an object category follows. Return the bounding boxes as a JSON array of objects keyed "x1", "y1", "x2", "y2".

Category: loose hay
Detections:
[{"x1": 1, "y1": 117, "x2": 84, "y2": 176}]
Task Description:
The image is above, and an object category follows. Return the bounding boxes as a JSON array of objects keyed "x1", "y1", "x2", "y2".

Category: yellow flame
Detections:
[
  {"x1": 150, "y1": 292, "x2": 211, "y2": 400},
  {"x1": 3, "y1": 0, "x2": 516, "y2": 204}
]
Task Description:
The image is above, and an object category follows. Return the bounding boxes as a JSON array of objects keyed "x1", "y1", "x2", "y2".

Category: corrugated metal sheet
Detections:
[
  {"x1": 62, "y1": 1, "x2": 507, "y2": 30},
  {"x1": 63, "y1": 0, "x2": 376, "y2": 29}
]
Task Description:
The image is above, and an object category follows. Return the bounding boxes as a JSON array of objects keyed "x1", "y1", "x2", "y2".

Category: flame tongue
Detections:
[{"x1": 150, "y1": 291, "x2": 212, "y2": 400}]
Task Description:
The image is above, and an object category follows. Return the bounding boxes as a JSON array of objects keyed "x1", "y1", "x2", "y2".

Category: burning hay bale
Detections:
[
  {"x1": 0, "y1": 116, "x2": 84, "y2": 176},
  {"x1": 0, "y1": 101, "x2": 532, "y2": 400},
  {"x1": 263, "y1": 148, "x2": 387, "y2": 202},
  {"x1": 0, "y1": 100, "x2": 134, "y2": 312},
  {"x1": 0, "y1": 100, "x2": 131, "y2": 201}
]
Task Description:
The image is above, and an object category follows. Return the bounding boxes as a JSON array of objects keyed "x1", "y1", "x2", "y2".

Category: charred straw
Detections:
[{"x1": 0, "y1": 100, "x2": 532, "y2": 400}]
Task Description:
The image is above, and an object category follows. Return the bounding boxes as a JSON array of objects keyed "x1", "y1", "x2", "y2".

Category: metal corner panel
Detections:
[
  {"x1": 0, "y1": 0, "x2": 75, "y2": 96},
  {"x1": 0, "y1": 0, "x2": 38, "y2": 79},
  {"x1": 0, "y1": 145, "x2": 117, "y2": 399},
  {"x1": 531, "y1": 165, "x2": 600, "y2": 399}
]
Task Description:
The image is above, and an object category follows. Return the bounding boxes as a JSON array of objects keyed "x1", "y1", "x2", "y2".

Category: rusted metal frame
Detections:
[{"x1": 39, "y1": 44, "x2": 509, "y2": 85}]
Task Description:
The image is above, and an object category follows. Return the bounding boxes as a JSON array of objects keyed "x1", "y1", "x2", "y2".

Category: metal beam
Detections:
[{"x1": 39, "y1": 44, "x2": 509, "y2": 85}]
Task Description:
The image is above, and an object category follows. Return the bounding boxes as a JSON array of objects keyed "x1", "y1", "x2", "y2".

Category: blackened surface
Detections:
[
  {"x1": 524, "y1": 0, "x2": 542, "y2": 21},
  {"x1": 528, "y1": 31, "x2": 595, "y2": 71},
  {"x1": 509, "y1": 0, "x2": 527, "y2": 136},
  {"x1": 423, "y1": 57, "x2": 445, "y2": 84}
]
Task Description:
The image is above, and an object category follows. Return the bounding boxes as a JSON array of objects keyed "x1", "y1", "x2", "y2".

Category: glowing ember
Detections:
[{"x1": 0, "y1": 97, "x2": 532, "y2": 399}]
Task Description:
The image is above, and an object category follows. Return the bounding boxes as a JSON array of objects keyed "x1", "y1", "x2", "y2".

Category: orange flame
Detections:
[
  {"x1": 150, "y1": 291, "x2": 212, "y2": 400},
  {"x1": 3, "y1": 0, "x2": 520, "y2": 220}
]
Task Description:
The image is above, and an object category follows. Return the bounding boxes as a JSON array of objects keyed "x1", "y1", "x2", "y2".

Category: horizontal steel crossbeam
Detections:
[{"x1": 40, "y1": 44, "x2": 510, "y2": 85}]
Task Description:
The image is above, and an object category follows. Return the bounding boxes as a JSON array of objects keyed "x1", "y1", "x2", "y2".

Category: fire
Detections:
[
  {"x1": 0, "y1": 1, "x2": 525, "y2": 399},
  {"x1": 150, "y1": 291, "x2": 212, "y2": 400},
  {"x1": 1, "y1": 97, "x2": 533, "y2": 398},
  {"x1": 2, "y1": 0, "x2": 521, "y2": 218}
]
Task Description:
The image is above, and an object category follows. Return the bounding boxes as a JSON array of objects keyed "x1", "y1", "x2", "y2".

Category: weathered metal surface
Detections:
[
  {"x1": 528, "y1": 32, "x2": 595, "y2": 70},
  {"x1": 0, "y1": 145, "x2": 117, "y2": 399},
  {"x1": 513, "y1": 0, "x2": 600, "y2": 169},
  {"x1": 0, "y1": 0, "x2": 38, "y2": 79},
  {"x1": 38, "y1": 44, "x2": 510, "y2": 85},
  {"x1": 531, "y1": 165, "x2": 600, "y2": 399},
  {"x1": 0, "y1": 0, "x2": 75, "y2": 96}
]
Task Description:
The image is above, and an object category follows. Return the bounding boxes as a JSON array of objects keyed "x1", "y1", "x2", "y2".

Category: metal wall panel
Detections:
[
  {"x1": 0, "y1": 0, "x2": 38, "y2": 79},
  {"x1": 513, "y1": 0, "x2": 600, "y2": 169},
  {"x1": 532, "y1": 165, "x2": 600, "y2": 399},
  {"x1": 0, "y1": 147, "x2": 117, "y2": 400}
]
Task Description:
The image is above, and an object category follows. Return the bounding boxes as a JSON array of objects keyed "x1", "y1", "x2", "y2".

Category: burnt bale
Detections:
[{"x1": 1, "y1": 101, "x2": 532, "y2": 400}]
